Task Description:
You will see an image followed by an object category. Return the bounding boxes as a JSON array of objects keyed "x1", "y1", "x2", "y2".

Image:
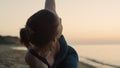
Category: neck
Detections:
[
  {"x1": 33, "y1": 40, "x2": 60, "y2": 58},
  {"x1": 32, "y1": 40, "x2": 60, "y2": 66}
]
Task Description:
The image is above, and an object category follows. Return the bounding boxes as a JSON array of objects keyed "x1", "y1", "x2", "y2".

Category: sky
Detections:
[{"x1": 0, "y1": 0, "x2": 120, "y2": 44}]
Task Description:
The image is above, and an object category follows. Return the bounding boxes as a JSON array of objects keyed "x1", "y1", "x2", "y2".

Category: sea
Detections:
[
  {"x1": 72, "y1": 44, "x2": 120, "y2": 68},
  {"x1": 12, "y1": 44, "x2": 120, "y2": 68}
]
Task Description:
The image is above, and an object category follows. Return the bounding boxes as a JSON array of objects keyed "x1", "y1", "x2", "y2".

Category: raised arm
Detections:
[{"x1": 45, "y1": 0, "x2": 57, "y2": 15}]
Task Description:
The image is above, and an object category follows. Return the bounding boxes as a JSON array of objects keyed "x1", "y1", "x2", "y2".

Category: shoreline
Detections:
[
  {"x1": 0, "y1": 45, "x2": 95, "y2": 68},
  {"x1": 78, "y1": 62, "x2": 95, "y2": 68},
  {"x1": 1, "y1": 45, "x2": 116, "y2": 68}
]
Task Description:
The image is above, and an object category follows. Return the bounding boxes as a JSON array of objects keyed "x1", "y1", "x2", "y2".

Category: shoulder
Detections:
[
  {"x1": 25, "y1": 51, "x2": 39, "y2": 65},
  {"x1": 25, "y1": 51, "x2": 48, "y2": 68},
  {"x1": 67, "y1": 45, "x2": 78, "y2": 57},
  {"x1": 59, "y1": 45, "x2": 79, "y2": 68}
]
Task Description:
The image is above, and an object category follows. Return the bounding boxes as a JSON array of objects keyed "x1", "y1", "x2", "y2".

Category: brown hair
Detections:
[{"x1": 20, "y1": 9, "x2": 59, "y2": 48}]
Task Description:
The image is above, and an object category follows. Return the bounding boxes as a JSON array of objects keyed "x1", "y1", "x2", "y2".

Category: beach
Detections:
[
  {"x1": 0, "y1": 45, "x2": 94, "y2": 68},
  {"x1": 0, "y1": 45, "x2": 28, "y2": 68},
  {"x1": 1, "y1": 44, "x2": 120, "y2": 68}
]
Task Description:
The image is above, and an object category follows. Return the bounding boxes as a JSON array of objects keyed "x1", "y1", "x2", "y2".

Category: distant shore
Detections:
[{"x1": 0, "y1": 45, "x2": 96, "y2": 68}]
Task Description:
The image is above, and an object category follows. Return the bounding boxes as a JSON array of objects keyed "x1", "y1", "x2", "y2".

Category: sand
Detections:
[
  {"x1": 0, "y1": 45, "x2": 94, "y2": 68},
  {"x1": 0, "y1": 45, "x2": 29, "y2": 68}
]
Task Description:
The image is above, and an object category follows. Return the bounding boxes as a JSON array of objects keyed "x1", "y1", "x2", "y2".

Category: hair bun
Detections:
[{"x1": 20, "y1": 28, "x2": 30, "y2": 44}]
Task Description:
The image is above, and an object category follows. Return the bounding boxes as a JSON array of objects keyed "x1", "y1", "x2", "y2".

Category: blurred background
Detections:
[{"x1": 0, "y1": 0, "x2": 120, "y2": 68}]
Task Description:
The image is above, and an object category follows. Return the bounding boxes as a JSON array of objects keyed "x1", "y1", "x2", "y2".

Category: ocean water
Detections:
[{"x1": 72, "y1": 44, "x2": 120, "y2": 68}]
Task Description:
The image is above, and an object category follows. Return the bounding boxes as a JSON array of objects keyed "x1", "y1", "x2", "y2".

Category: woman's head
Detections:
[{"x1": 20, "y1": 9, "x2": 63, "y2": 47}]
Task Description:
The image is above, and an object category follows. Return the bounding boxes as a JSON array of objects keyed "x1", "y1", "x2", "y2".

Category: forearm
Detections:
[{"x1": 45, "y1": 0, "x2": 57, "y2": 15}]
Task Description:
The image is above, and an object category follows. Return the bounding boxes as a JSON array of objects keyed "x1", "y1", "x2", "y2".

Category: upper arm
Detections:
[
  {"x1": 44, "y1": 0, "x2": 61, "y2": 24},
  {"x1": 62, "y1": 46, "x2": 79, "y2": 68},
  {"x1": 45, "y1": 0, "x2": 57, "y2": 15}
]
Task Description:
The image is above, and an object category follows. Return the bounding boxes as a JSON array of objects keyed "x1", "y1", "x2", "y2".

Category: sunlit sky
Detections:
[{"x1": 0, "y1": 0, "x2": 120, "y2": 44}]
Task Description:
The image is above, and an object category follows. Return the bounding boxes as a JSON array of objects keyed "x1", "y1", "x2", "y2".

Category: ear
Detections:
[{"x1": 51, "y1": 36, "x2": 57, "y2": 43}]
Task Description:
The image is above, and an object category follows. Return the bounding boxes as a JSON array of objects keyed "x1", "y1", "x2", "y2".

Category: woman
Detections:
[{"x1": 20, "y1": 0, "x2": 78, "y2": 68}]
